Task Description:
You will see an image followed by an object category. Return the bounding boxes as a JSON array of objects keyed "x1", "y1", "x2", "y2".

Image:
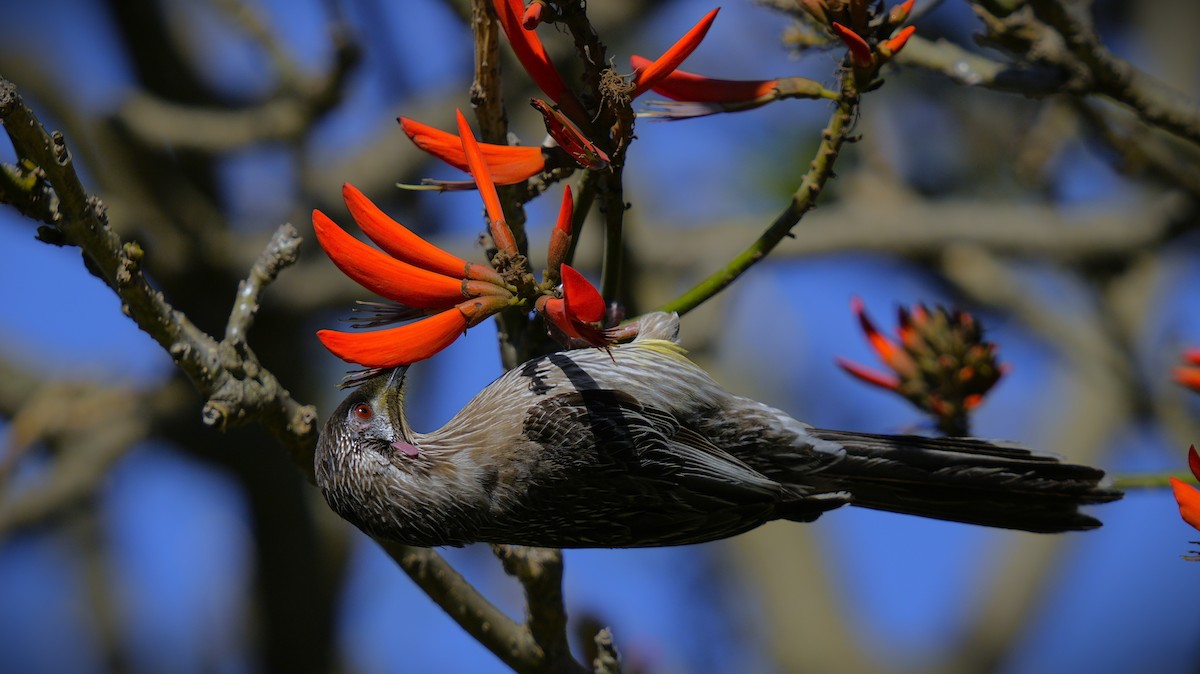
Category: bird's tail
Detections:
[{"x1": 805, "y1": 429, "x2": 1123, "y2": 533}]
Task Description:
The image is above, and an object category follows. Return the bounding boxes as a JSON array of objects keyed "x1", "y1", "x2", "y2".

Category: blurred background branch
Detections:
[{"x1": 1, "y1": 0, "x2": 1198, "y2": 673}]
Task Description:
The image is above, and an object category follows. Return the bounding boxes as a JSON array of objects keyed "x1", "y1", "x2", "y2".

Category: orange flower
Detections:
[
  {"x1": 629, "y1": 8, "x2": 720, "y2": 99},
  {"x1": 830, "y1": 22, "x2": 874, "y2": 70},
  {"x1": 530, "y1": 98, "x2": 610, "y2": 170},
  {"x1": 318, "y1": 296, "x2": 510, "y2": 369},
  {"x1": 797, "y1": 0, "x2": 917, "y2": 75},
  {"x1": 880, "y1": 25, "x2": 917, "y2": 58},
  {"x1": 398, "y1": 116, "x2": 546, "y2": 186},
  {"x1": 492, "y1": 0, "x2": 589, "y2": 126},
  {"x1": 313, "y1": 183, "x2": 519, "y2": 369},
  {"x1": 630, "y1": 56, "x2": 834, "y2": 119},
  {"x1": 494, "y1": 0, "x2": 720, "y2": 108},
  {"x1": 454, "y1": 109, "x2": 519, "y2": 257},
  {"x1": 1174, "y1": 348, "x2": 1200, "y2": 392},
  {"x1": 1171, "y1": 445, "x2": 1200, "y2": 532},
  {"x1": 312, "y1": 209, "x2": 508, "y2": 310},
  {"x1": 537, "y1": 264, "x2": 613, "y2": 349},
  {"x1": 341, "y1": 183, "x2": 504, "y2": 285},
  {"x1": 545, "y1": 185, "x2": 574, "y2": 282}
]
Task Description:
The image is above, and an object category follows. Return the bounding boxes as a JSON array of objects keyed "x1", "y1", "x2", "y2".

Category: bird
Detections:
[{"x1": 315, "y1": 311, "x2": 1122, "y2": 548}]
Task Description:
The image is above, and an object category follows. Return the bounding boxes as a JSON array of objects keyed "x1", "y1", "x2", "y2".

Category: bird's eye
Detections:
[{"x1": 353, "y1": 403, "x2": 373, "y2": 420}]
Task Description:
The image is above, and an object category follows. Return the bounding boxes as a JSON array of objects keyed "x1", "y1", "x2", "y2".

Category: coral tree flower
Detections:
[
  {"x1": 1170, "y1": 445, "x2": 1200, "y2": 532},
  {"x1": 314, "y1": 110, "x2": 534, "y2": 370},
  {"x1": 313, "y1": 183, "x2": 516, "y2": 369},
  {"x1": 798, "y1": 0, "x2": 917, "y2": 75},
  {"x1": 1174, "y1": 348, "x2": 1200, "y2": 392},
  {"x1": 494, "y1": 0, "x2": 718, "y2": 110},
  {"x1": 317, "y1": 108, "x2": 614, "y2": 370},
  {"x1": 537, "y1": 264, "x2": 612, "y2": 350},
  {"x1": 629, "y1": 55, "x2": 834, "y2": 119},
  {"x1": 493, "y1": 0, "x2": 590, "y2": 126},
  {"x1": 627, "y1": 8, "x2": 720, "y2": 99},
  {"x1": 398, "y1": 116, "x2": 547, "y2": 188},
  {"x1": 837, "y1": 298, "x2": 1004, "y2": 436}
]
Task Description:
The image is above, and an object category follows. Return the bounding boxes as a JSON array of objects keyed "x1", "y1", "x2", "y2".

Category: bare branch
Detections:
[
  {"x1": 1028, "y1": 0, "x2": 1200, "y2": 146},
  {"x1": 0, "y1": 77, "x2": 318, "y2": 476},
  {"x1": 493, "y1": 544, "x2": 589, "y2": 674}
]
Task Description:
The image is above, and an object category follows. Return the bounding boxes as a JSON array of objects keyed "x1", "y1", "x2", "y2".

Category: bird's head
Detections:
[{"x1": 315, "y1": 366, "x2": 414, "y2": 487}]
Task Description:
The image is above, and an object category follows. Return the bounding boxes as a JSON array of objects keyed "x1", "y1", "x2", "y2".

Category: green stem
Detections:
[
  {"x1": 656, "y1": 77, "x2": 858, "y2": 316},
  {"x1": 1110, "y1": 472, "x2": 1197, "y2": 490},
  {"x1": 598, "y1": 166, "x2": 625, "y2": 300}
]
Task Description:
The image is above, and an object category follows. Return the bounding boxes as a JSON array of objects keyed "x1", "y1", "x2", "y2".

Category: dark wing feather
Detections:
[{"x1": 508, "y1": 390, "x2": 846, "y2": 547}]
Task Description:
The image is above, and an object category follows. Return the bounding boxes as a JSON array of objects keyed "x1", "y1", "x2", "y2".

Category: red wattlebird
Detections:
[{"x1": 316, "y1": 312, "x2": 1121, "y2": 547}]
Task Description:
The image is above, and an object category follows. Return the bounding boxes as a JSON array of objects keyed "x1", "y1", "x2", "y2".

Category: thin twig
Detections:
[{"x1": 657, "y1": 72, "x2": 858, "y2": 316}]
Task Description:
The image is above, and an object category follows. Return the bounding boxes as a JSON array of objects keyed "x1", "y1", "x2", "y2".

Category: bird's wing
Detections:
[{"x1": 517, "y1": 389, "x2": 846, "y2": 546}]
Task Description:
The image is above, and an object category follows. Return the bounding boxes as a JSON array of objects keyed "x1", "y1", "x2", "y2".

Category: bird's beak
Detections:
[
  {"x1": 380, "y1": 366, "x2": 412, "y2": 441},
  {"x1": 386, "y1": 365, "x2": 409, "y2": 389}
]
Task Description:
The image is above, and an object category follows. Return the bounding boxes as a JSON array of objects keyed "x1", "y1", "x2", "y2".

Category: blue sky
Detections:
[{"x1": 2, "y1": 1, "x2": 1199, "y2": 672}]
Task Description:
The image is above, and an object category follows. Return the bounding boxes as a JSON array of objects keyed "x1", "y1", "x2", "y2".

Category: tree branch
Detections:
[
  {"x1": 1028, "y1": 0, "x2": 1200, "y2": 146},
  {"x1": 0, "y1": 76, "x2": 318, "y2": 475}
]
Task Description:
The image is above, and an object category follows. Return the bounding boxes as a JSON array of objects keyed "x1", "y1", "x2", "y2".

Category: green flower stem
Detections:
[
  {"x1": 657, "y1": 76, "x2": 858, "y2": 316},
  {"x1": 598, "y1": 166, "x2": 626, "y2": 300},
  {"x1": 1110, "y1": 472, "x2": 1197, "y2": 490}
]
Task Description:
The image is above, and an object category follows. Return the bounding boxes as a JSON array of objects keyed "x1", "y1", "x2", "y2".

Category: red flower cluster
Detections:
[
  {"x1": 838, "y1": 298, "x2": 1004, "y2": 435},
  {"x1": 314, "y1": 109, "x2": 610, "y2": 369},
  {"x1": 635, "y1": 0, "x2": 916, "y2": 119},
  {"x1": 798, "y1": 0, "x2": 917, "y2": 75},
  {"x1": 398, "y1": 1, "x2": 719, "y2": 188}
]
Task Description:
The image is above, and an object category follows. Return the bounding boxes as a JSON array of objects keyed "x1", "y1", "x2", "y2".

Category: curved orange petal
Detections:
[
  {"x1": 342, "y1": 183, "x2": 506, "y2": 286},
  {"x1": 561, "y1": 264, "x2": 604, "y2": 323},
  {"x1": 836, "y1": 357, "x2": 902, "y2": 391},
  {"x1": 541, "y1": 296, "x2": 576, "y2": 339},
  {"x1": 831, "y1": 22, "x2": 873, "y2": 69},
  {"x1": 343, "y1": 183, "x2": 465, "y2": 276},
  {"x1": 530, "y1": 98, "x2": 609, "y2": 170},
  {"x1": 851, "y1": 298, "x2": 916, "y2": 377},
  {"x1": 455, "y1": 110, "x2": 518, "y2": 256},
  {"x1": 1171, "y1": 477, "x2": 1200, "y2": 532},
  {"x1": 631, "y1": 8, "x2": 720, "y2": 98},
  {"x1": 546, "y1": 185, "x2": 573, "y2": 275},
  {"x1": 882, "y1": 25, "x2": 917, "y2": 56},
  {"x1": 493, "y1": 0, "x2": 589, "y2": 124},
  {"x1": 630, "y1": 54, "x2": 777, "y2": 103},
  {"x1": 540, "y1": 296, "x2": 612, "y2": 349},
  {"x1": 318, "y1": 307, "x2": 469, "y2": 368},
  {"x1": 313, "y1": 209, "x2": 465, "y2": 309},
  {"x1": 398, "y1": 117, "x2": 545, "y2": 185}
]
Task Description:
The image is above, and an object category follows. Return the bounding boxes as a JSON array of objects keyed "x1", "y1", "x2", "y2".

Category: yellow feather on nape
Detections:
[{"x1": 634, "y1": 339, "x2": 690, "y2": 359}]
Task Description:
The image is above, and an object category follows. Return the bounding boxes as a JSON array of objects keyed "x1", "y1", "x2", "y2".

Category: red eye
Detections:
[{"x1": 353, "y1": 403, "x2": 373, "y2": 420}]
